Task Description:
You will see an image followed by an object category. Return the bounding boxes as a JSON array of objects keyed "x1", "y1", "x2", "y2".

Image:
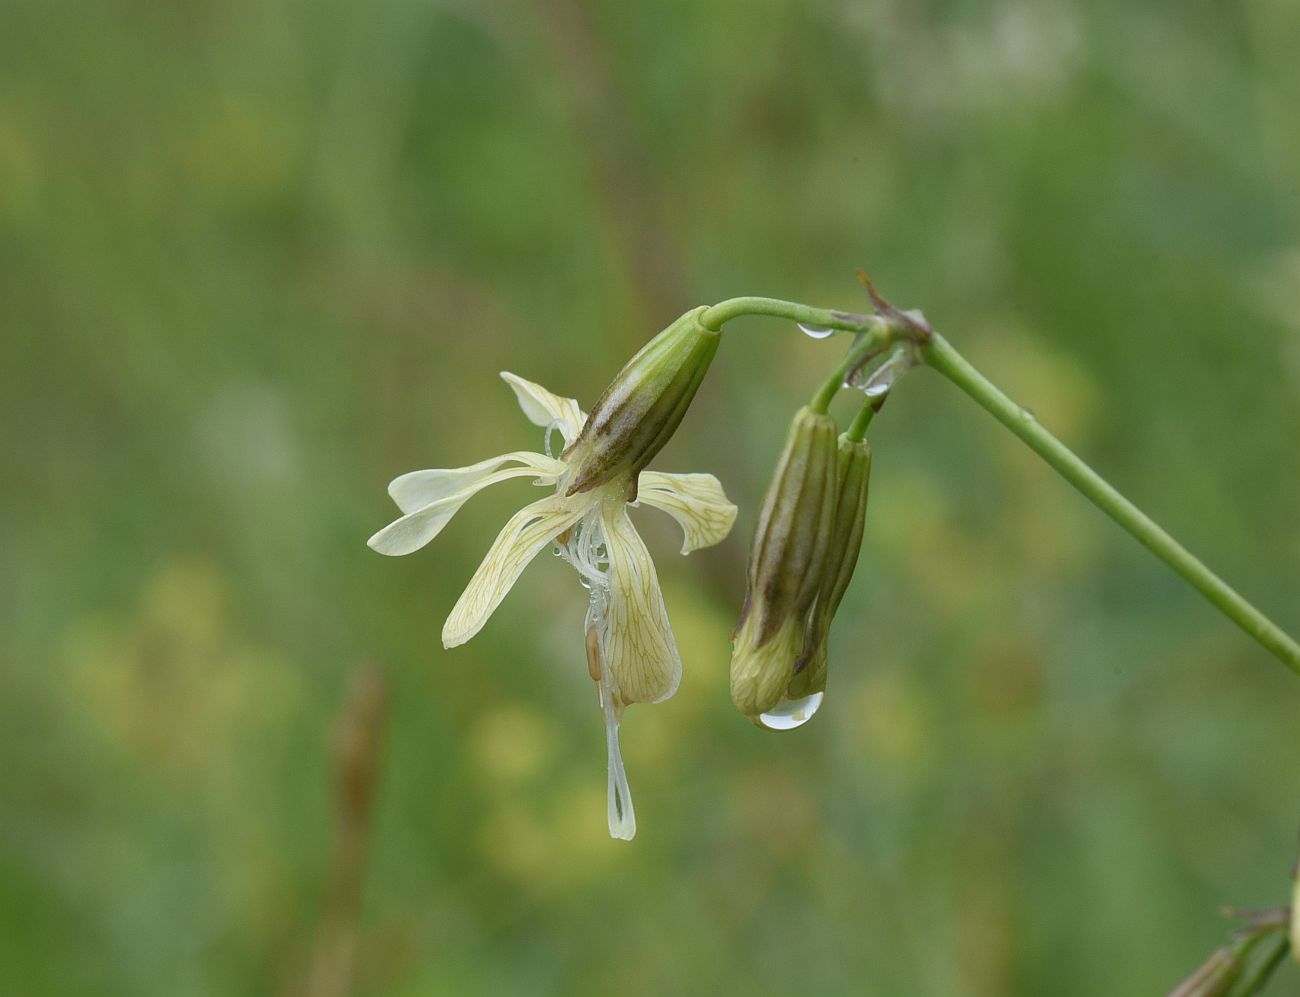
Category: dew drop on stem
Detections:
[{"x1": 797, "y1": 322, "x2": 835, "y2": 340}]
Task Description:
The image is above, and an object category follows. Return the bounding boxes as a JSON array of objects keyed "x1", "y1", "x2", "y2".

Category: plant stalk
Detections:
[
  {"x1": 701, "y1": 294, "x2": 1300, "y2": 678},
  {"x1": 920, "y1": 331, "x2": 1300, "y2": 677},
  {"x1": 699, "y1": 296, "x2": 877, "y2": 333}
]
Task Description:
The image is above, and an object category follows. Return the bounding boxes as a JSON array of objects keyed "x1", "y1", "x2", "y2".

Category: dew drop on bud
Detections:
[
  {"x1": 757, "y1": 691, "x2": 825, "y2": 731},
  {"x1": 797, "y1": 322, "x2": 835, "y2": 340}
]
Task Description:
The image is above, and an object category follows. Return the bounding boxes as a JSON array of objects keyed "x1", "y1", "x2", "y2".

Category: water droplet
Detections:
[
  {"x1": 757, "y1": 691, "x2": 825, "y2": 731},
  {"x1": 855, "y1": 346, "x2": 914, "y2": 398},
  {"x1": 797, "y1": 322, "x2": 835, "y2": 340}
]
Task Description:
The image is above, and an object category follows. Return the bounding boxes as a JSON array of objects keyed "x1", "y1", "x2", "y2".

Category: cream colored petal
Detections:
[
  {"x1": 636, "y1": 471, "x2": 739, "y2": 554},
  {"x1": 369, "y1": 457, "x2": 562, "y2": 557},
  {"x1": 500, "y1": 371, "x2": 586, "y2": 445},
  {"x1": 599, "y1": 503, "x2": 681, "y2": 705},
  {"x1": 388, "y1": 451, "x2": 563, "y2": 514},
  {"x1": 442, "y1": 494, "x2": 585, "y2": 648}
]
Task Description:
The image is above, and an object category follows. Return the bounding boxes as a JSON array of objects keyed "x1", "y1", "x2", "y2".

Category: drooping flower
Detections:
[{"x1": 368, "y1": 371, "x2": 736, "y2": 839}]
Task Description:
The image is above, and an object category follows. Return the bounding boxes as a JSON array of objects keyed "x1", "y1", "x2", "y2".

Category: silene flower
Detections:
[{"x1": 368, "y1": 369, "x2": 737, "y2": 840}]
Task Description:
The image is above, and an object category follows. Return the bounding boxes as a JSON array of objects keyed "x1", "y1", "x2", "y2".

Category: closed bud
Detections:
[
  {"x1": 730, "y1": 407, "x2": 839, "y2": 721},
  {"x1": 787, "y1": 434, "x2": 872, "y2": 702},
  {"x1": 565, "y1": 306, "x2": 720, "y2": 498}
]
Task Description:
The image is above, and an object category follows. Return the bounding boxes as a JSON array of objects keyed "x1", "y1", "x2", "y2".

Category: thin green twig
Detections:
[
  {"x1": 844, "y1": 400, "x2": 879, "y2": 442},
  {"x1": 920, "y1": 331, "x2": 1300, "y2": 677},
  {"x1": 809, "y1": 330, "x2": 893, "y2": 413},
  {"x1": 699, "y1": 296, "x2": 876, "y2": 333}
]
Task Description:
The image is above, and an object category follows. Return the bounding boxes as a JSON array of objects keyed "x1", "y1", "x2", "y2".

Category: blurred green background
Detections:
[{"x1": 3, "y1": 0, "x2": 1299, "y2": 994}]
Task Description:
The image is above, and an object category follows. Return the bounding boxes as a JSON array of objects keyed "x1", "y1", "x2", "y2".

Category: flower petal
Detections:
[
  {"x1": 442, "y1": 493, "x2": 585, "y2": 648},
  {"x1": 368, "y1": 453, "x2": 562, "y2": 556},
  {"x1": 388, "y1": 451, "x2": 563, "y2": 514},
  {"x1": 599, "y1": 503, "x2": 681, "y2": 704},
  {"x1": 500, "y1": 372, "x2": 586, "y2": 446},
  {"x1": 636, "y1": 472, "x2": 738, "y2": 554}
]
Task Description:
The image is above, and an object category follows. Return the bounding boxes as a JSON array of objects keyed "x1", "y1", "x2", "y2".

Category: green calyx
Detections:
[
  {"x1": 565, "y1": 306, "x2": 720, "y2": 498},
  {"x1": 730, "y1": 406, "x2": 839, "y2": 717},
  {"x1": 787, "y1": 434, "x2": 872, "y2": 701}
]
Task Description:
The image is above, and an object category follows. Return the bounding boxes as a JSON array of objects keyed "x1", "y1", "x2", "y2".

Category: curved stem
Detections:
[
  {"x1": 844, "y1": 399, "x2": 879, "y2": 442},
  {"x1": 699, "y1": 296, "x2": 877, "y2": 333},
  {"x1": 920, "y1": 331, "x2": 1300, "y2": 677},
  {"x1": 809, "y1": 329, "x2": 895, "y2": 413}
]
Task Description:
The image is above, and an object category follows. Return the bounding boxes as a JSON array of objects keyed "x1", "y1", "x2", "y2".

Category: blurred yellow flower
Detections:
[{"x1": 368, "y1": 372, "x2": 736, "y2": 839}]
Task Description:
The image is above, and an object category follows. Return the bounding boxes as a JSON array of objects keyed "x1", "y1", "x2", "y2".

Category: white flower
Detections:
[{"x1": 368, "y1": 372, "x2": 737, "y2": 839}]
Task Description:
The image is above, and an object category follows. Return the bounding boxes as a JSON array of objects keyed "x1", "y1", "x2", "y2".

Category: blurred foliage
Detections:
[{"x1": 2, "y1": 0, "x2": 1299, "y2": 994}]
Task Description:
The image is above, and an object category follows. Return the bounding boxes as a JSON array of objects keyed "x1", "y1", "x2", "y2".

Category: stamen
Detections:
[
  {"x1": 598, "y1": 668, "x2": 636, "y2": 840},
  {"x1": 585, "y1": 625, "x2": 602, "y2": 682},
  {"x1": 543, "y1": 421, "x2": 562, "y2": 459}
]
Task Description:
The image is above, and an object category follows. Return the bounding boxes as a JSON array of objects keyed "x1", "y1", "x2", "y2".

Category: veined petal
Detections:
[
  {"x1": 369, "y1": 454, "x2": 563, "y2": 557},
  {"x1": 442, "y1": 493, "x2": 586, "y2": 648},
  {"x1": 500, "y1": 372, "x2": 586, "y2": 446},
  {"x1": 388, "y1": 451, "x2": 563, "y2": 514},
  {"x1": 636, "y1": 472, "x2": 738, "y2": 554},
  {"x1": 600, "y1": 502, "x2": 681, "y2": 705}
]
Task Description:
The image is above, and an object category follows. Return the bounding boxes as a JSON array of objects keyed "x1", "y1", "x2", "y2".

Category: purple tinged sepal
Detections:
[{"x1": 564, "y1": 306, "x2": 720, "y2": 499}]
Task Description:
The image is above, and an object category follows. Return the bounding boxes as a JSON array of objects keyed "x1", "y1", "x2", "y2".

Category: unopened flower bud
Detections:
[
  {"x1": 565, "y1": 306, "x2": 720, "y2": 498},
  {"x1": 730, "y1": 407, "x2": 839, "y2": 719},
  {"x1": 730, "y1": 612, "x2": 805, "y2": 719},
  {"x1": 786, "y1": 434, "x2": 872, "y2": 702}
]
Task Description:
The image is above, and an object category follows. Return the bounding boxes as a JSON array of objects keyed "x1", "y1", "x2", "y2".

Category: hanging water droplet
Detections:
[
  {"x1": 856, "y1": 346, "x2": 914, "y2": 398},
  {"x1": 797, "y1": 322, "x2": 835, "y2": 340},
  {"x1": 757, "y1": 691, "x2": 825, "y2": 731}
]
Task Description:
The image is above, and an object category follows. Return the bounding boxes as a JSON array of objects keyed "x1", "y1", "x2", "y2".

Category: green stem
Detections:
[
  {"x1": 696, "y1": 296, "x2": 891, "y2": 414},
  {"x1": 920, "y1": 331, "x2": 1300, "y2": 677},
  {"x1": 699, "y1": 296, "x2": 878, "y2": 333},
  {"x1": 844, "y1": 400, "x2": 879, "y2": 442},
  {"x1": 1232, "y1": 932, "x2": 1290, "y2": 996},
  {"x1": 809, "y1": 329, "x2": 895, "y2": 414}
]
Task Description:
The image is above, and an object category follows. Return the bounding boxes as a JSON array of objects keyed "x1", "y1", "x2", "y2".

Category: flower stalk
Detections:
[
  {"x1": 918, "y1": 330, "x2": 1300, "y2": 677},
  {"x1": 702, "y1": 292, "x2": 1300, "y2": 679}
]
